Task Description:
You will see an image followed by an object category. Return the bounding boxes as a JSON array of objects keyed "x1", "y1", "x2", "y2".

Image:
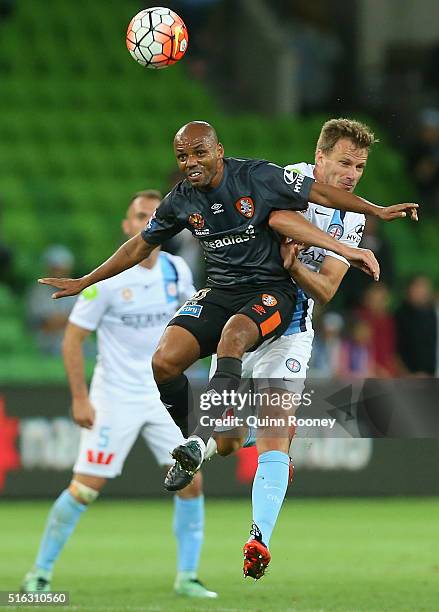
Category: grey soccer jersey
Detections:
[{"x1": 141, "y1": 157, "x2": 313, "y2": 286}]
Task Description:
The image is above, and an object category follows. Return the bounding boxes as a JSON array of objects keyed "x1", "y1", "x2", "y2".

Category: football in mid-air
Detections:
[{"x1": 126, "y1": 7, "x2": 188, "y2": 69}]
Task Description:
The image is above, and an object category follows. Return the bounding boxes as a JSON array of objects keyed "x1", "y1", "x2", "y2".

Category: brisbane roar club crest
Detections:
[
  {"x1": 188, "y1": 213, "x2": 205, "y2": 230},
  {"x1": 235, "y1": 197, "x2": 254, "y2": 218},
  {"x1": 262, "y1": 294, "x2": 278, "y2": 307}
]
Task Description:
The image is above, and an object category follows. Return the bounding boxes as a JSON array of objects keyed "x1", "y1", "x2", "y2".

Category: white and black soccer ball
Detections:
[{"x1": 126, "y1": 7, "x2": 189, "y2": 69}]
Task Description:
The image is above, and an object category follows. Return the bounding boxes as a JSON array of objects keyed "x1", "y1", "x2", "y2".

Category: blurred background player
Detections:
[
  {"x1": 26, "y1": 245, "x2": 77, "y2": 356},
  {"x1": 21, "y1": 190, "x2": 217, "y2": 599},
  {"x1": 201, "y1": 118, "x2": 383, "y2": 578}
]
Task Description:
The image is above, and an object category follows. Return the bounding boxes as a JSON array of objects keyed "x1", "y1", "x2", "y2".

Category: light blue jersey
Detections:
[{"x1": 283, "y1": 162, "x2": 365, "y2": 335}]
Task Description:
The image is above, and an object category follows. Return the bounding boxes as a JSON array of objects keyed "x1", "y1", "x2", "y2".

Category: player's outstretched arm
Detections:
[
  {"x1": 310, "y1": 182, "x2": 419, "y2": 221},
  {"x1": 38, "y1": 234, "x2": 156, "y2": 299},
  {"x1": 269, "y1": 211, "x2": 380, "y2": 280}
]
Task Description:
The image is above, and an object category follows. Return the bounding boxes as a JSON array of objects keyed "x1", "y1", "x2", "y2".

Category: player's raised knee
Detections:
[
  {"x1": 216, "y1": 437, "x2": 241, "y2": 456},
  {"x1": 152, "y1": 348, "x2": 181, "y2": 382}
]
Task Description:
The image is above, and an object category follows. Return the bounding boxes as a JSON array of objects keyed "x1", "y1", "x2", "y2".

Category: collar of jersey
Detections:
[{"x1": 196, "y1": 158, "x2": 229, "y2": 196}]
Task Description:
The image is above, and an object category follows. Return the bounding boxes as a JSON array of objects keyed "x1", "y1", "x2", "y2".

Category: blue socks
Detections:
[
  {"x1": 243, "y1": 426, "x2": 257, "y2": 448},
  {"x1": 35, "y1": 490, "x2": 87, "y2": 572},
  {"x1": 173, "y1": 495, "x2": 204, "y2": 575},
  {"x1": 252, "y1": 450, "x2": 290, "y2": 547},
  {"x1": 35, "y1": 490, "x2": 206, "y2": 578}
]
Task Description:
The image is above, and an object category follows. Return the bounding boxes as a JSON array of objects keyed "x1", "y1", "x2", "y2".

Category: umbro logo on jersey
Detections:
[
  {"x1": 211, "y1": 202, "x2": 224, "y2": 214},
  {"x1": 315, "y1": 209, "x2": 330, "y2": 216}
]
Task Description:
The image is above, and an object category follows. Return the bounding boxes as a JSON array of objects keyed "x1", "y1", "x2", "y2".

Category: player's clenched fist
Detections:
[
  {"x1": 280, "y1": 239, "x2": 304, "y2": 274},
  {"x1": 345, "y1": 246, "x2": 380, "y2": 281},
  {"x1": 72, "y1": 397, "x2": 95, "y2": 429}
]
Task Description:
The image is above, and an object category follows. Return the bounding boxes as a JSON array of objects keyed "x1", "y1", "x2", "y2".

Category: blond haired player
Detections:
[{"x1": 205, "y1": 119, "x2": 393, "y2": 579}]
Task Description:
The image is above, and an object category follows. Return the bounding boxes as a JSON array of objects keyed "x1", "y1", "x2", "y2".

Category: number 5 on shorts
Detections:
[{"x1": 98, "y1": 426, "x2": 111, "y2": 448}]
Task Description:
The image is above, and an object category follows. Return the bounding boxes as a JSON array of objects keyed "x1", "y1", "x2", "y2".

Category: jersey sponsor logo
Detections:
[
  {"x1": 262, "y1": 294, "x2": 278, "y2": 307},
  {"x1": 286, "y1": 358, "x2": 301, "y2": 373},
  {"x1": 211, "y1": 202, "x2": 224, "y2": 215},
  {"x1": 328, "y1": 223, "x2": 343, "y2": 240},
  {"x1": 121, "y1": 288, "x2": 133, "y2": 301},
  {"x1": 355, "y1": 223, "x2": 365, "y2": 234},
  {"x1": 235, "y1": 196, "x2": 254, "y2": 218},
  {"x1": 284, "y1": 167, "x2": 305, "y2": 193},
  {"x1": 346, "y1": 233, "x2": 361, "y2": 243},
  {"x1": 121, "y1": 311, "x2": 174, "y2": 329},
  {"x1": 146, "y1": 209, "x2": 157, "y2": 230},
  {"x1": 346, "y1": 223, "x2": 364, "y2": 242},
  {"x1": 188, "y1": 213, "x2": 205, "y2": 229},
  {"x1": 87, "y1": 450, "x2": 114, "y2": 465},
  {"x1": 204, "y1": 225, "x2": 256, "y2": 250},
  {"x1": 190, "y1": 288, "x2": 211, "y2": 301},
  {"x1": 177, "y1": 303, "x2": 203, "y2": 318},
  {"x1": 81, "y1": 285, "x2": 98, "y2": 301},
  {"x1": 283, "y1": 167, "x2": 302, "y2": 184},
  {"x1": 299, "y1": 248, "x2": 325, "y2": 266},
  {"x1": 252, "y1": 304, "x2": 267, "y2": 315}
]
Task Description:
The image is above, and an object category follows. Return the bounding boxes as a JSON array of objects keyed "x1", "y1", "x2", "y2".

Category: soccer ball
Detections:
[{"x1": 126, "y1": 7, "x2": 189, "y2": 69}]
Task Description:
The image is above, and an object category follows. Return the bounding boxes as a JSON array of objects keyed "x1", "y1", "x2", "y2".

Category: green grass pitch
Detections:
[{"x1": 1, "y1": 498, "x2": 438, "y2": 612}]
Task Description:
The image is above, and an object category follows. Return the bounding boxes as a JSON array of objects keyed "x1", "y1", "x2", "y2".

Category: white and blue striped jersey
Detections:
[
  {"x1": 283, "y1": 162, "x2": 365, "y2": 335},
  {"x1": 69, "y1": 252, "x2": 195, "y2": 393}
]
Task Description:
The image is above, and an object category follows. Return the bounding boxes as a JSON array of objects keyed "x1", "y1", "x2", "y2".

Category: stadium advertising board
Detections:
[{"x1": 1, "y1": 384, "x2": 438, "y2": 498}]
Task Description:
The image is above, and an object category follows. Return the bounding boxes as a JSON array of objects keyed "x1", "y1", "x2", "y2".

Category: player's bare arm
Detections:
[
  {"x1": 280, "y1": 241, "x2": 351, "y2": 304},
  {"x1": 269, "y1": 211, "x2": 380, "y2": 280},
  {"x1": 62, "y1": 322, "x2": 95, "y2": 429},
  {"x1": 310, "y1": 182, "x2": 419, "y2": 221},
  {"x1": 38, "y1": 233, "x2": 156, "y2": 299}
]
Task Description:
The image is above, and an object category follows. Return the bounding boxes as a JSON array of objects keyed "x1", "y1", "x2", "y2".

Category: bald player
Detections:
[{"x1": 39, "y1": 121, "x2": 418, "y2": 577}]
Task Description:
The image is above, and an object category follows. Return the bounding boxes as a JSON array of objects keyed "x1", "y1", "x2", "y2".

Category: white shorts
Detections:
[
  {"x1": 73, "y1": 383, "x2": 185, "y2": 478},
  {"x1": 210, "y1": 330, "x2": 314, "y2": 432}
]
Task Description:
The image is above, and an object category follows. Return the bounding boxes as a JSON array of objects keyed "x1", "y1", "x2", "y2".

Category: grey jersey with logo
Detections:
[{"x1": 141, "y1": 157, "x2": 313, "y2": 287}]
